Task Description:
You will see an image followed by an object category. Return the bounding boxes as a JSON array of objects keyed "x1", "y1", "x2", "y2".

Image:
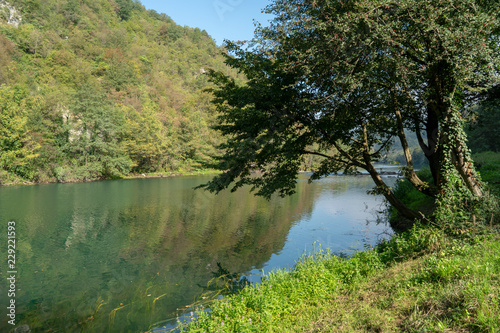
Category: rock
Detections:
[{"x1": 0, "y1": 1, "x2": 22, "y2": 28}]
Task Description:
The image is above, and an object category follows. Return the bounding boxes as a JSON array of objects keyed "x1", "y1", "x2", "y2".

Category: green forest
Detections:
[{"x1": 0, "y1": 0, "x2": 243, "y2": 185}]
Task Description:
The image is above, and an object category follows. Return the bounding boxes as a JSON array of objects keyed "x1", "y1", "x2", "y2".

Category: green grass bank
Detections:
[{"x1": 174, "y1": 224, "x2": 500, "y2": 332}]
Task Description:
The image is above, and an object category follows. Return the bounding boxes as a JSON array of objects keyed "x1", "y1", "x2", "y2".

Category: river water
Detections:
[{"x1": 0, "y1": 173, "x2": 395, "y2": 332}]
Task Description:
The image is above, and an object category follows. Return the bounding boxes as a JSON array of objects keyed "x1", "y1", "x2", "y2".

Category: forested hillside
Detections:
[{"x1": 0, "y1": 0, "x2": 239, "y2": 184}]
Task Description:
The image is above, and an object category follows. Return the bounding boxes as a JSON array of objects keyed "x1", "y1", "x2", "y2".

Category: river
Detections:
[{"x1": 0, "y1": 173, "x2": 395, "y2": 332}]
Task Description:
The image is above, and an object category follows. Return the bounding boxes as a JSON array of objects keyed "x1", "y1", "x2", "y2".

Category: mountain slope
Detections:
[{"x1": 0, "y1": 0, "x2": 237, "y2": 184}]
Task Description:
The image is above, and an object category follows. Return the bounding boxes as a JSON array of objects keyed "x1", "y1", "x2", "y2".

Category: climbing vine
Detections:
[{"x1": 434, "y1": 109, "x2": 498, "y2": 234}]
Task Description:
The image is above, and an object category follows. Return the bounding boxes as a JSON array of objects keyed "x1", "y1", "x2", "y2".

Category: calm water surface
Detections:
[{"x1": 0, "y1": 174, "x2": 394, "y2": 332}]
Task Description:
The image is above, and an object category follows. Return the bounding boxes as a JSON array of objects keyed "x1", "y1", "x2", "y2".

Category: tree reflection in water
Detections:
[{"x1": 0, "y1": 174, "x2": 392, "y2": 332}]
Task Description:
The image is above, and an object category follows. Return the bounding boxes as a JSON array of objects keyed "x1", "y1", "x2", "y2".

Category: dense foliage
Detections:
[
  {"x1": 201, "y1": 0, "x2": 500, "y2": 227},
  {"x1": 0, "y1": 0, "x2": 239, "y2": 184}
]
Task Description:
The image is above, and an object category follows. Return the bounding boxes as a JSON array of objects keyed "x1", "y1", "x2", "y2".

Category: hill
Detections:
[{"x1": 0, "y1": 0, "x2": 240, "y2": 184}]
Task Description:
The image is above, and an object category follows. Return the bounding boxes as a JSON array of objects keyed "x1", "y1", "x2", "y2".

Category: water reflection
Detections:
[
  {"x1": 0, "y1": 174, "x2": 392, "y2": 332},
  {"x1": 246, "y1": 175, "x2": 393, "y2": 281}
]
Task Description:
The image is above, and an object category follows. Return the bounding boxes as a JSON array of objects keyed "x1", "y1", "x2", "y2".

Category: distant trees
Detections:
[
  {"x1": 158, "y1": 22, "x2": 185, "y2": 43},
  {"x1": 0, "y1": 85, "x2": 40, "y2": 180},
  {"x1": 115, "y1": 0, "x2": 138, "y2": 21},
  {"x1": 62, "y1": 0, "x2": 81, "y2": 25},
  {"x1": 64, "y1": 84, "x2": 131, "y2": 180},
  {"x1": 0, "y1": 34, "x2": 16, "y2": 84},
  {"x1": 122, "y1": 98, "x2": 172, "y2": 173}
]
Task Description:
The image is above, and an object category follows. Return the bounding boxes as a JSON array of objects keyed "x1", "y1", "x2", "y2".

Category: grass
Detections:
[
  {"x1": 474, "y1": 152, "x2": 500, "y2": 195},
  {"x1": 0, "y1": 167, "x2": 221, "y2": 186},
  {"x1": 174, "y1": 225, "x2": 500, "y2": 332},
  {"x1": 124, "y1": 169, "x2": 221, "y2": 179},
  {"x1": 304, "y1": 234, "x2": 500, "y2": 332}
]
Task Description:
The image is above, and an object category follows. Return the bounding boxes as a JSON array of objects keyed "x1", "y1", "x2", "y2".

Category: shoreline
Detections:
[{"x1": 0, "y1": 170, "x2": 222, "y2": 187}]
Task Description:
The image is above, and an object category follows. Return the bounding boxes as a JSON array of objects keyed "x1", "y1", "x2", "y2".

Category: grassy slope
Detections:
[
  {"x1": 177, "y1": 226, "x2": 500, "y2": 332},
  {"x1": 301, "y1": 235, "x2": 500, "y2": 332}
]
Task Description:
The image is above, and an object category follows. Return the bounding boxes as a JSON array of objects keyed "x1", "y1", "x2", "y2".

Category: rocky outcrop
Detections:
[{"x1": 0, "y1": 1, "x2": 21, "y2": 28}]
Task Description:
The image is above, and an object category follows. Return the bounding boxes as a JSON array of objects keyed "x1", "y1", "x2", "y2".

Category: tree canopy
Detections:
[{"x1": 201, "y1": 0, "x2": 500, "y2": 227}]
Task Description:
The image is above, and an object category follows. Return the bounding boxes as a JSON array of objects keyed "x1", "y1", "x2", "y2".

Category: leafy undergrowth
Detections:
[{"x1": 176, "y1": 225, "x2": 500, "y2": 332}]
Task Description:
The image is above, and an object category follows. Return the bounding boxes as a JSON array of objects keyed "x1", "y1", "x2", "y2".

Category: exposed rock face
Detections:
[{"x1": 0, "y1": 0, "x2": 22, "y2": 28}]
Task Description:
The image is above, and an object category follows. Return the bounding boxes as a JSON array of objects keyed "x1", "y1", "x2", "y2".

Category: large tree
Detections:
[{"x1": 201, "y1": 0, "x2": 500, "y2": 226}]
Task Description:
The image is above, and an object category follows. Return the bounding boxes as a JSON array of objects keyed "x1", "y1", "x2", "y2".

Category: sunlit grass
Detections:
[{"x1": 178, "y1": 226, "x2": 500, "y2": 332}]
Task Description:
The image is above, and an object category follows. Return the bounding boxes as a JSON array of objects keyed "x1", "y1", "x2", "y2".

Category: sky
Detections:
[{"x1": 139, "y1": 0, "x2": 274, "y2": 45}]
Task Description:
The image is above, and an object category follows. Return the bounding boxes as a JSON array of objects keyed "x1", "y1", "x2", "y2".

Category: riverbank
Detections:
[
  {"x1": 0, "y1": 169, "x2": 221, "y2": 187},
  {"x1": 176, "y1": 224, "x2": 500, "y2": 332},
  {"x1": 123, "y1": 169, "x2": 222, "y2": 181}
]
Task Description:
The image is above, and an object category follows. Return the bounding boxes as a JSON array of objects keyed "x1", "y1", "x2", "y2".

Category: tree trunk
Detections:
[
  {"x1": 452, "y1": 148, "x2": 483, "y2": 197},
  {"x1": 444, "y1": 121, "x2": 483, "y2": 197},
  {"x1": 423, "y1": 104, "x2": 443, "y2": 190},
  {"x1": 394, "y1": 108, "x2": 437, "y2": 197},
  {"x1": 360, "y1": 124, "x2": 423, "y2": 223},
  {"x1": 438, "y1": 107, "x2": 483, "y2": 197},
  {"x1": 365, "y1": 159, "x2": 423, "y2": 221}
]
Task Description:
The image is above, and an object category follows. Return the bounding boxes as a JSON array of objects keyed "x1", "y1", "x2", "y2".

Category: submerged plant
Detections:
[{"x1": 199, "y1": 262, "x2": 251, "y2": 296}]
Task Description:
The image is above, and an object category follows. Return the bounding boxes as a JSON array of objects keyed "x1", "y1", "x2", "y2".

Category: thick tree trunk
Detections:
[
  {"x1": 452, "y1": 149, "x2": 483, "y2": 197},
  {"x1": 423, "y1": 61, "x2": 455, "y2": 192},
  {"x1": 420, "y1": 104, "x2": 443, "y2": 190},
  {"x1": 436, "y1": 105, "x2": 483, "y2": 198},
  {"x1": 450, "y1": 130, "x2": 483, "y2": 197}
]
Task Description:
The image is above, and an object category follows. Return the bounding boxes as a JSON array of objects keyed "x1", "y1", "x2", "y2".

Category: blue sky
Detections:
[{"x1": 139, "y1": 0, "x2": 273, "y2": 45}]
